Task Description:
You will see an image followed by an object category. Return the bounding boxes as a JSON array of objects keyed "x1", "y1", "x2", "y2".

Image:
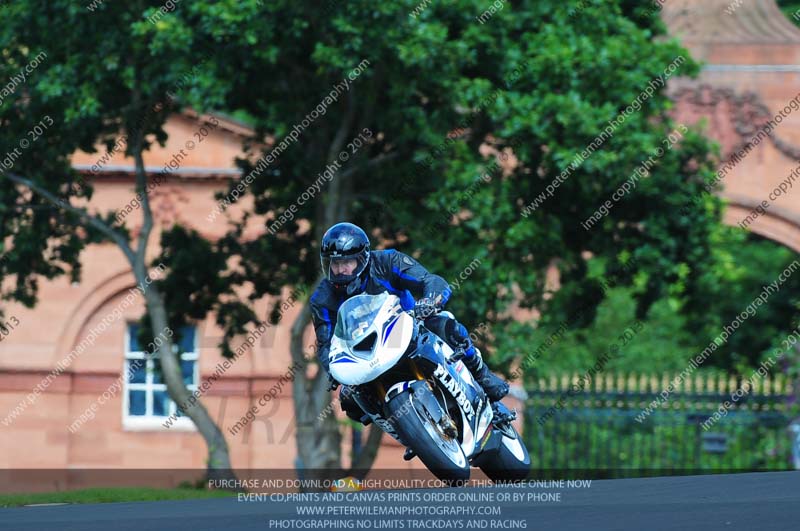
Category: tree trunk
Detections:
[
  {"x1": 290, "y1": 301, "x2": 344, "y2": 489},
  {"x1": 2, "y1": 168, "x2": 239, "y2": 483},
  {"x1": 789, "y1": 343, "x2": 800, "y2": 469},
  {"x1": 139, "y1": 281, "x2": 236, "y2": 481},
  {"x1": 290, "y1": 95, "x2": 392, "y2": 487},
  {"x1": 290, "y1": 137, "x2": 360, "y2": 487},
  {"x1": 348, "y1": 425, "x2": 384, "y2": 479},
  {"x1": 128, "y1": 117, "x2": 236, "y2": 482}
]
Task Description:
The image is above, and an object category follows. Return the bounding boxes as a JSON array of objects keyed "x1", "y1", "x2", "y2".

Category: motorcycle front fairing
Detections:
[{"x1": 328, "y1": 292, "x2": 416, "y2": 386}]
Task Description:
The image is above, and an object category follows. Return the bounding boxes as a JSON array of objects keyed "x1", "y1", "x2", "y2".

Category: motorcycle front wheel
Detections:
[{"x1": 386, "y1": 389, "x2": 470, "y2": 484}]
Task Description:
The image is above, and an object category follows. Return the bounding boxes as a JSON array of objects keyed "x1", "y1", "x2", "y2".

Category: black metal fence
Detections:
[{"x1": 523, "y1": 372, "x2": 797, "y2": 478}]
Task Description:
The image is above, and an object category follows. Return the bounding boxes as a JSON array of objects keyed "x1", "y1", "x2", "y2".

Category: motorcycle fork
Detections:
[
  {"x1": 410, "y1": 360, "x2": 425, "y2": 381},
  {"x1": 372, "y1": 360, "x2": 425, "y2": 401},
  {"x1": 375, "y1": 380, "x2": 386, "y2": 401},
  {"x1": 408, "y1": 361, "x2": 459, "y2": 439}
]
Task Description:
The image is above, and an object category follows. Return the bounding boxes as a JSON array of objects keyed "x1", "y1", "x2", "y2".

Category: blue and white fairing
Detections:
[
  {"x1": 328, "y1": 292, "x2": 415, "y2": 386},
  {"x1": 329, "y1": 291, "x2": 494, "y2": 460}
]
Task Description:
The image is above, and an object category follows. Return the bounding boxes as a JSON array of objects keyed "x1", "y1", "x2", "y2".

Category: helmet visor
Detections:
[{"x1": 322, "y1": 251, "x2": 369, "y2": 284}]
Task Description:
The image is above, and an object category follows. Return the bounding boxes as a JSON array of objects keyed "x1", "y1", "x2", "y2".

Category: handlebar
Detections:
[
  {"x1": 408, "y1": 302, "x2": 441, "y2": 322},
  {"x1": 408, "y1": 308, "x2": 441, "y2": 322}
]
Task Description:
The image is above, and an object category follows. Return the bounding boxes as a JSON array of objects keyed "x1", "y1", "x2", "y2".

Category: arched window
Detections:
[{"x1": 123, "y1": 323, "x2": 198, "y2": 430}]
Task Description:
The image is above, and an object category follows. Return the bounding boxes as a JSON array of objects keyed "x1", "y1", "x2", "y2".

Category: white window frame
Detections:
[{"x1": 122, "y1": 323, "x2": 198, "y2": 431}]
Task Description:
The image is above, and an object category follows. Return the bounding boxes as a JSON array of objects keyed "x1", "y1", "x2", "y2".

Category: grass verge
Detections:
[{"x1": 0, "y1": 486, "x2": 235, "y2": 508}]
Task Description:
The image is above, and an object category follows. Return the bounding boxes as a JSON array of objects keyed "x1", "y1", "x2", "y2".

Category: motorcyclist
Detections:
[{"x1": 310, "y1": 222, "x2": 510, "y2": 436}]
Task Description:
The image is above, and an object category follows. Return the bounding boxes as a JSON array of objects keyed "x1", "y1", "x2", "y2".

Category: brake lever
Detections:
[
  {"x1": 409, "y1": 309, "x2": 425, "y2": 323},
  {"x1": 410, "y1": 305, "x2": 441, "y2": 322}
]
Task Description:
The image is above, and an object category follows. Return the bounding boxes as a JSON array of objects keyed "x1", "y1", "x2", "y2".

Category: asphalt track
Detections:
[{"x1": 2, "y1": 471, "x2": 798, "y2": 531}]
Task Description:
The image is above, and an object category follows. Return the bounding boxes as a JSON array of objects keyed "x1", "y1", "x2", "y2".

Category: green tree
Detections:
[
  {"x1": 524, "y1": 228, "x2": 800, "y2": 375},
  {"x1": 394, "y1": 2, "x2": 726, "y2": 377},
  {"x1": 691, "y1": 229, "x2": 800, "y2": 372},
  {"x1": 777, "y1": 0, "x2": 800, "y2": 25},
  {"x1": 196, "y1": 0, "x2": 726, "y2": 477},
  {"x1": 0, "y1": 1, "x2": 255, "y2": 480}
]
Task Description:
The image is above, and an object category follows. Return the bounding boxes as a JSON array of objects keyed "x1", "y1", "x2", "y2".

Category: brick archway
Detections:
[
  {"x1": 668, "y1": 83, "x2": 800, "y2": 252},
  {"x1": 726, "y1": 201, "x2": 800, "y2": 253},
  {"x1": 53, "y1": 267, "x2": 143, "y2": 370},
  {"x1": 662, "y1": 0, "x2": 800, "y2": 253}
]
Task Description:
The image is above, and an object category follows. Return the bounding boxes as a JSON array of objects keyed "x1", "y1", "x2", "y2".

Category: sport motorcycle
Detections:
[{"x1": 328, "y1": 291, "x2": 530, "y2": 482}]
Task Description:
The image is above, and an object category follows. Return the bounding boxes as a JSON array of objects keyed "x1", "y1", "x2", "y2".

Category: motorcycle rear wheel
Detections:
[{"x1": 478, "y1": 423, "x2": 531, "y2": 482}]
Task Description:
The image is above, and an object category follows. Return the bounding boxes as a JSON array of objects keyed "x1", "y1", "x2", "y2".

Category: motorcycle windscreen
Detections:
[{"x1": 333, "y1": 292, "x2": 392, "y2": 358}]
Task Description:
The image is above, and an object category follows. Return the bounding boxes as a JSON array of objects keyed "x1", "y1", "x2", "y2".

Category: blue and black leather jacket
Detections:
[{"x1": 310, "y1": 249, "x2": 451, "y2": 373}]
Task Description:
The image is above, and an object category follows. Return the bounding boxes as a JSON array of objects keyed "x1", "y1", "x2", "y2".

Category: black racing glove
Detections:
[
  {"x1": 326, "y1": 373, "x2": 340, "y2": 391},
  {"x1": 414, "y1": 297, "x2": 441, "y2": 320}
]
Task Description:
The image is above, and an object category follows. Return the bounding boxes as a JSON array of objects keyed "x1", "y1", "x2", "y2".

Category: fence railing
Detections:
[{"x1": 523, "y1": 372, "x2": 796, "y2": 478}]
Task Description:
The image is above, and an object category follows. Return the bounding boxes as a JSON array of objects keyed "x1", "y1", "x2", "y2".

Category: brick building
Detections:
[{"x1": 2, "y1": 0, "x2": 800, "y2": 491}]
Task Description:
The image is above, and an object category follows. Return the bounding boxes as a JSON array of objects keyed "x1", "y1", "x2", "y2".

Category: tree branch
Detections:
[
  {"x1": 326, "y1": 88, "x2": 357, "y2": 165},
  {"x1": 3, "y1": 171, "x2": 136, "y2": 265},
  {"x1": 336, "y1": 151, "x2": 399, "y2": 180},
  {"x1": 130, "y1": 84, "x2": 154, "y2": 269},
  {"x1": 132, "y1": 148, "x2": 153, "y2": 265}
]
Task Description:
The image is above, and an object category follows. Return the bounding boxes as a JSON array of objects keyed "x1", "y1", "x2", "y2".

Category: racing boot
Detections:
[
  {"x1": 442, "y1": 319, "x2": 509, "y2": 402},
  {"x1": 460, "y1": 346, "x2": 510, "y2": 402}
]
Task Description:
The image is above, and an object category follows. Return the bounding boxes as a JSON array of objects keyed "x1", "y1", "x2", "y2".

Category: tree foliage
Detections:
[
  {"x1": 0, "y1": 0, "x2": 255, "y2": 478},
  {"x1": 181, "y1": 0, "x2": 731, "y2": 472},
  {"x1": 4, "y1": 0, "x2": 794, "y2": 478}
]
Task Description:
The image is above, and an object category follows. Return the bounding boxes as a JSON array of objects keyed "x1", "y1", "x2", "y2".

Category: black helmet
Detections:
[{"x1": 320, "y1": 222, "x2": 370, "y2": 294}]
